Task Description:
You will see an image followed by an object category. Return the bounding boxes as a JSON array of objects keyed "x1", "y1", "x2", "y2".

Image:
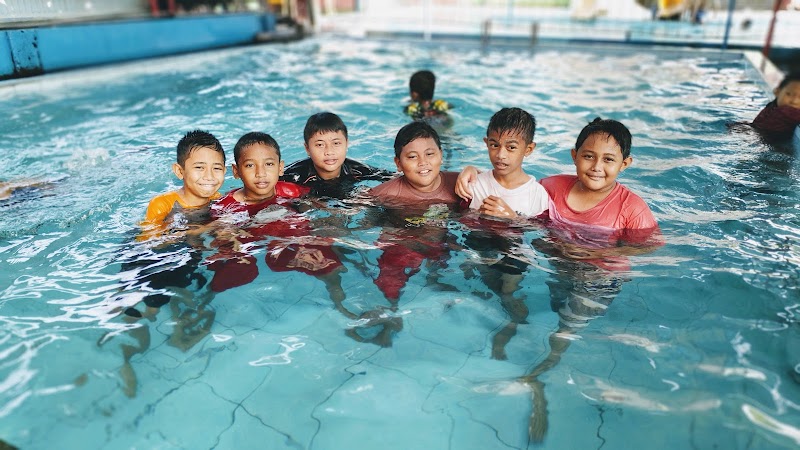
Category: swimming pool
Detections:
[{"x1": 1, "y1": 37, "x2": 798, "y2": 449}]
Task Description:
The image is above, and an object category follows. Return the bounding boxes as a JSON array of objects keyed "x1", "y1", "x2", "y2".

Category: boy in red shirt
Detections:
[{"x1": 208, "y1": 132, "x2": 344, "y2": 301}]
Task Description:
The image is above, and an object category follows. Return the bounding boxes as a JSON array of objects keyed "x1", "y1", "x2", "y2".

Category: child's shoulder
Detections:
[
  {"x1": 148, "y1": 190, "x2": 181, "y2": 204},
  {"x1": 540, "y1": 174, "x2": 576, "y2": 189},
  {"x1": 341, "y1": 159, "x2": 394, "y2": 180},
  {"x1": 276, "y1": 181, "x2": 310, "y2": 198}
]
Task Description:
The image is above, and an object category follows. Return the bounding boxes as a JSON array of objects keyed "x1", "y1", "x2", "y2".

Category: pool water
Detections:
[{"x1": 1, "y1": 38, "x2": 799, "y2": 449}]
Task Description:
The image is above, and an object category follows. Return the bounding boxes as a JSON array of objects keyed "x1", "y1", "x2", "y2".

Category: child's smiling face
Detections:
[
  {"x1": 173, "y1": 146, "x2": 226, "y2": 206},
  {"x1": 395, "y1": 137, "x2": 443, "y2": 192},
  {"x1": 775, "y1": 81, "x2": 800, "y2": 109},
  {"x1": 571, "y1": 132, "x2": 632, "y2": 194},
  {"x1": 232, "y1": 143, "x2": 284, "y2": 202}
]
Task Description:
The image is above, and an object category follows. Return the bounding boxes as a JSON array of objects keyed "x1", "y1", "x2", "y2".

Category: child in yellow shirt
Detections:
[{"x1": 142, "y1": 130, "x2": 226, "y2": 228}]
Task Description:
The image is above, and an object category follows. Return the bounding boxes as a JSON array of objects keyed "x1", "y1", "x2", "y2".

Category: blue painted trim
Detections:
[
  {"x1": 39, "y1": 14, "x2": 270, "y2": 71},
  {"x1": 0, "y1": 13, "x2": 274, "y2": 79},
  {"x1": 8, "y1": 29, "x2": 42, "y2": 75},
  {"x1": 0, "y1": 33, "x2": 13, "y2": 77}
]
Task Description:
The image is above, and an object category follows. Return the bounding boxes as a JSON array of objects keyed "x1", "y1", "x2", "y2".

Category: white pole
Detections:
[{"x1": 423, "y1": 0, "x2": 432, "y2": 41}]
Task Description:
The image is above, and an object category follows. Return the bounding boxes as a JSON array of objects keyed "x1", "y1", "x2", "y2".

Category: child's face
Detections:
[
  {"x1": 232, "y1": 143, "x2": 284, "y2": 201},
  {"x1": 172, "y1": 146, "x2": 226, "y2": 205},
  {"x1": 571, "y1": 132, "x2": 632, "y2": 194},
  {"x1": 775, "y1": 81, "x2": 800, "y2": 109},
  {"x1": 304, "y1": 130, "x2": 348, "y2": 180},
  {"x1": 395, "y1": 137, "x2": 443, "y2": 192},
  {"x1": 483, "y1": 129, "x2": 535, "y2": 178}
]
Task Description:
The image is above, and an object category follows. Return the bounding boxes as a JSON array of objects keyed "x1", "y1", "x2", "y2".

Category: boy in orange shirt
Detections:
[{"x1": 142, "y1": 130, "x2": 226, "y2": 229}]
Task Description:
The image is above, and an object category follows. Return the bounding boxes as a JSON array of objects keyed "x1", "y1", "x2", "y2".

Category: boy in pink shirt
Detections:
[
  {"x1": 369, "y1": 121, "x2": 460, "y2": 301},
  {"x1": 540, "y1": 117, "x2": 661, "y2": 250},
  {"x1": 525, "y1": 118, "x2": 662, "y2": 442}
]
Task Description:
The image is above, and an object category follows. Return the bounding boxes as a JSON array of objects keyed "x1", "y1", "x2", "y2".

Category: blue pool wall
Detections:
[{"x1": 0, "y1": 13, "x2": 276, "y2": 79}]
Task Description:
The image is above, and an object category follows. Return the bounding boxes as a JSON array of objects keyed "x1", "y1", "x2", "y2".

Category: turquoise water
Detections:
[{"x1": 1, "y1": 38, "x2": 799, "y2": 449}]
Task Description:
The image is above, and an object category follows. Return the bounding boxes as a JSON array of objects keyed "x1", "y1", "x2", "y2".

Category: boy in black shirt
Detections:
[{"x1": 281, "y1": 112, "x2": 394, "y2": 199}]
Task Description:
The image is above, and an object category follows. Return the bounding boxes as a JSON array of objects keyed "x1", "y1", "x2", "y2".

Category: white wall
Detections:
[{"x1": 0, "y1": 0, "x2": 147, "y2": 23}]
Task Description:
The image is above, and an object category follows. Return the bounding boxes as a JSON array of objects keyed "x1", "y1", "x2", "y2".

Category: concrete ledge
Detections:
[
  {"x1": 0, "y1": 13, "x2": 276, "y2": 80},
  {"x1": 744, "y1": 50, "x2": 785, "y2": 90}
]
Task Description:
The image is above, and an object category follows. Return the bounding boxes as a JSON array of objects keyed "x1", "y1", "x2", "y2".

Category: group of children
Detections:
[
  {"x1": 106, "y1": 70, "x2": 799, "y2": 402},
  {"x1": 134, "y1": 70, "x2": 800, "y2": 348},
  {"x1": 142, "y1": 104, "x2": 662, "y2": 291}
]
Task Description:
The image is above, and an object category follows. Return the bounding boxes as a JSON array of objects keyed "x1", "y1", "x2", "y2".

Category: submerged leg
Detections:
[
  {"x1": 491, "y1": 272, "x2": 528, "y2": 360},
  {"x1": 118, "y1": 317, "x2": 152, "y2": 398},
  {"x1": 167, "y1": 287, "x2": 216, "y2": 352}
]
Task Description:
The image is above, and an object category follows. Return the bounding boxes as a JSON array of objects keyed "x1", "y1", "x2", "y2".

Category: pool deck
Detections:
[
  {"x1": 1, "y1": 5, "x2": 798, "y2": 82},
  {"x1": 315, "y1": 5, "x2": 800, "y2": 72}
]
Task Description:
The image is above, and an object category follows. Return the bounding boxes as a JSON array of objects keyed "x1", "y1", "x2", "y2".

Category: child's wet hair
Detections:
[
  {"x1": 487, "y1": 107, "x2": 536, "y2": 145},
  {"x1": 393, "y1": 121, "x2": 441, "y2": 158},
  {"x1": 304, "y1": 112, "x2": 348, "y2": 143},
  {"x1": 177, "y1": 130, "x2": 225, "y2": 166},
  {"x1": 233, "y1": 132, "x2": 280, "y2": 163},
  {"x1": 575, "y1": 117, "x2": 632, "y2": 159},
  {"x1": 410, "y1": 70, "x2": 436, "y2": 101},
  {"x1": 777, "y1": 72, "x2": 800, "y2": 91}
]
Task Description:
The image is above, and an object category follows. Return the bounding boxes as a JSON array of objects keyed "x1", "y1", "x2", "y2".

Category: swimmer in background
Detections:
[
  {"x1": 280, "y1": 112, "x2": 394, "y2": 200},
  {"x1": 404, "y1": 70, "x2": 453, "y2": 122},
  {"x1": 0, "y1": 179, "x2": 55, "y2": 202},
  {"x1": 751, "y1": 73, "x2": 800, "y2": 140}
]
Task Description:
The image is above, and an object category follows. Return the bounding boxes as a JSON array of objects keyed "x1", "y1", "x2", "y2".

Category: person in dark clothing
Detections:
[
  {"x1": 281, "y1": 112, "x2": 394, "y2": 199},
  {"x1": 751, "y1": 73, "x2": 800, "y2": 140}
]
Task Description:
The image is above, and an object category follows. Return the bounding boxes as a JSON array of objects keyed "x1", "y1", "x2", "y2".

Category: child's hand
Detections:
[
  {"x1": 479, "y1": 196, "x2": 516, "y2": 219},
  {"x1": 455, "y1": 166, "x2": 480, "y2": 200}
]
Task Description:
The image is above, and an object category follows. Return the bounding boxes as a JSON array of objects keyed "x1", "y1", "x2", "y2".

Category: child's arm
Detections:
[
  {"x1": 0, "y1": 179, "x2": 51, "y2": 200},
  {"x1": 455, "y1": 166, "x2": 481, "y2": 200},
  {"x1": 478, "y1": 195, "x2": 518, "y2": 219}
]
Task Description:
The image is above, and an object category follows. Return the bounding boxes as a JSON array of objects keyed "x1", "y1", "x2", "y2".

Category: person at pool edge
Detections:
[
  {"x1": 141, "y1": 129, "x2": 226, "y2": 232},
  {"x1": 404, "y1": 70, "x2": 452, "y2": 120},
  {"x1": 751, "y1": 72, "x2": 800, "y2": 140},
  {"x1": 280, "y1": 112, "x2": 394, "y2": 199}
]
